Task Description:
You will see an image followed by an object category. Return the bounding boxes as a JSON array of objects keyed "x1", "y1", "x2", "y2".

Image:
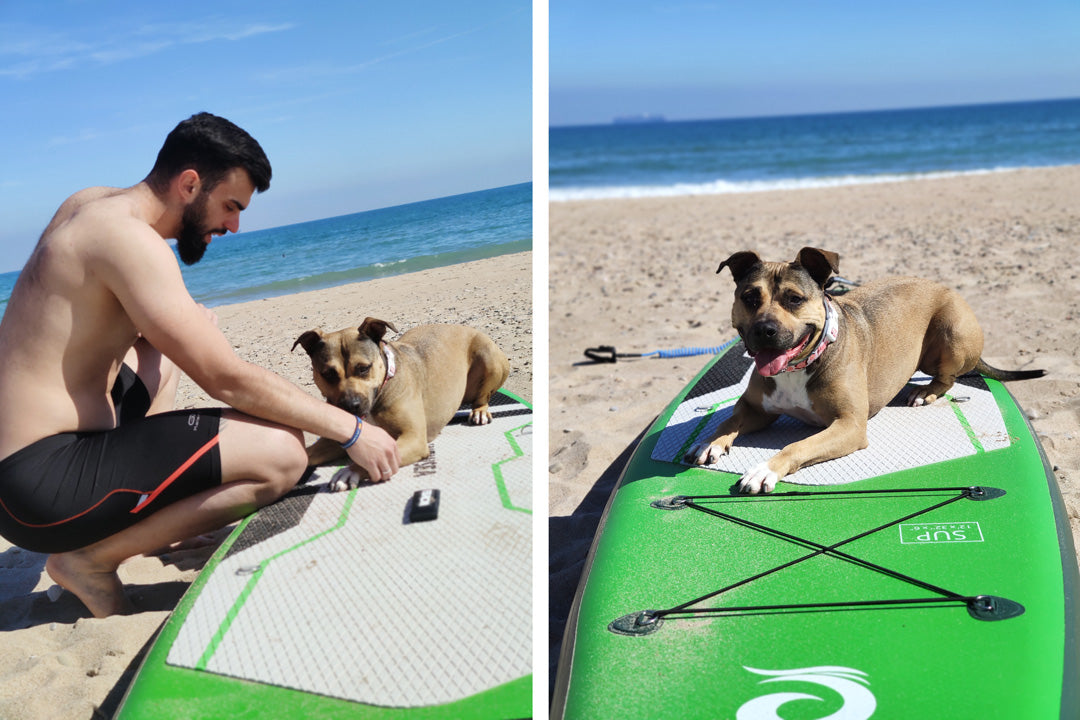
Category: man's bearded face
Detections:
[{"x1": 176, "y1": 190, "x2": 224, "y2": 266}]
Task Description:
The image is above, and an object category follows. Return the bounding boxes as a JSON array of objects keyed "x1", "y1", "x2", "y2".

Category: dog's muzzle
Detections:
[
  {"x1": 747, "y1": 318, "x2": 795, "y2": 352},
  {"x1": 335, "y1": 393, "x2": 372, "y2": 417}
]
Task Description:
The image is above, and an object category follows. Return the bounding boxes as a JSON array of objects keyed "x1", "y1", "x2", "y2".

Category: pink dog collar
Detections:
[
  {"x1": 380, "y1": 342, "x2": 396, "y2": 388},
  {"x1": 781, "y1": 296, "x2": 839, "y2": 373}
]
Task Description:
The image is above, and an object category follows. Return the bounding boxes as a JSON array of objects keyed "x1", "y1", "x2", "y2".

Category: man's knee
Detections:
[
  {"x1": 269, "y1": 426, "x2": 308, "y2": 482},
  {"x1": 252, "y1": 425, "x2": 308, "y2": 498},
  {"x1": 220, "y1": 417, "x2": 309, "y2": 500}
]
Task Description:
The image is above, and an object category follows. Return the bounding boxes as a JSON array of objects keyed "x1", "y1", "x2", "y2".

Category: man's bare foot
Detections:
[{"x1": 45, "y1": 552, "x2": 134, "y2": 618}]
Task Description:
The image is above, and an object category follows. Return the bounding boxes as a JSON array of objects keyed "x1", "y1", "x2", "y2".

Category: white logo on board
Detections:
[{"x1": 736, "y1": 666, "x2": 876, "y2": 720}]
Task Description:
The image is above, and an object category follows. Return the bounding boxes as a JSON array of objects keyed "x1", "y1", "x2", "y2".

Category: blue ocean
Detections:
[
  {"x1": 0, "y1": 182, "x2": 531, "y2": 315},
  {"x1": 550, "y1": 98, "x2": 1080, "y2": 201}
]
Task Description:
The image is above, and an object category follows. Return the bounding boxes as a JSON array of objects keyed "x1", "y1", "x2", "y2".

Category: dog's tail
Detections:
[{"x1": 970, "y1": 358, "x2": 1046, "y2": 382}]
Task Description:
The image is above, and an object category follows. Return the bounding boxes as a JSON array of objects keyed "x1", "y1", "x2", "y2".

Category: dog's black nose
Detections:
[
  {"x1": 750, "y1": 319, "x2": 782, "y2": 347},
  {"x1": 336, "y1": 394, "x2": 369, "y2": 416}
]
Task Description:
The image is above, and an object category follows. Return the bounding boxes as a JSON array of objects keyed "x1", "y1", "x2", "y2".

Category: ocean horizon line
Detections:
[
  {"x1": 549, "y1": 164, "x2": 1078, "y2": 202},
  {"x1": 549, "y1": 95, "x2": 1080, "y2": 130}
]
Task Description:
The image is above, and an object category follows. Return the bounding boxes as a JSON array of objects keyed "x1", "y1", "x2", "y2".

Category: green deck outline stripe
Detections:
[
  {"x1": 670, "y1": 397, "x2": 739, "y2": 463},
  {"x1": 493, "y1": 421, "x2": 531, "y2": 514},
  {"x1": 194, "y1": 489, "x2": 359, "y2": 670},
  {"x1": 943, "y1": 394, "x2": 986, "y2": 453}
]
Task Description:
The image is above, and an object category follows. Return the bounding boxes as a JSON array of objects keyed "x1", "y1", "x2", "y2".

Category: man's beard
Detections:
[{"x1": 176, "y1": 192, "x2": 223, "y2": 266}]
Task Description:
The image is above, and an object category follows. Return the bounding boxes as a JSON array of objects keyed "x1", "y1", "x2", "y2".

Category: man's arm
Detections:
[{"x1": 92, "y1": 219, "x2": 399, "y2": 475}]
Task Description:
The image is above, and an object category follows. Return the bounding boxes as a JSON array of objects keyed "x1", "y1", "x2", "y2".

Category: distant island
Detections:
[{"x1": 612, "y1": 113, "x2": 666, "y2": 125}]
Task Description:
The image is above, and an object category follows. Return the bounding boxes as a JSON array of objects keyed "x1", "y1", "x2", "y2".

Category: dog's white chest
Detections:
[{"x1": 762, "y1": 371, "x2": 825, "y2": 426}]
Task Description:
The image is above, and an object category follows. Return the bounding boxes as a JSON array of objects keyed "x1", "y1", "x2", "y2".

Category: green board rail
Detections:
[{"x1": 553, "y1": 346, "x2": 1080, "y2": 720}]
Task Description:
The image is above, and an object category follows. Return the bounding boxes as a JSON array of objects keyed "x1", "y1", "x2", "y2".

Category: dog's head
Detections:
[
  {"x1": 292, "y1": 317, "x2": 399, "y2": 416},
  {"x1": 717, "y1": 247, "x2": 839, "y2": 376}
]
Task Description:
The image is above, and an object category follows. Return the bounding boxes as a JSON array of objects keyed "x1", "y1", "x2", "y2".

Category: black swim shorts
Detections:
[{"x1": 0, "y1": 365, "x2": 223, "y2": 554}]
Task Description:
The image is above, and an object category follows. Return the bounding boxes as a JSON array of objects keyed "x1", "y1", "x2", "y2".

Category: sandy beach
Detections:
[
  {"x1": 548, "y1": 165, "x2": 1080, "y2": 691},
  {"x1": 0, "y1": 251, "x2": 531, "y2": 719},
  {"x1": 4, "y1": 163, "x2": 1080, "y2": 715}
]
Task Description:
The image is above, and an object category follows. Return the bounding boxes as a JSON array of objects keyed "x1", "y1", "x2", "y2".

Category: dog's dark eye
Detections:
[
  {"x1": 784, "y1": 293, "x2": 806, "y2": 309},
  {"x1": 741, "y1": 289, "x2": 762, "y2": 310},
  {"x1": 321, "y1": 368, "x2": 340, "y2": 384},
  {"x1": 354, "y1": 364, "x2": 372, "y2": 378}
]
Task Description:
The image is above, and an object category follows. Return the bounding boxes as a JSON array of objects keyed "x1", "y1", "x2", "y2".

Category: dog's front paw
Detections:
[
  {"x1": 685, "y1": 441, "x2": 729, "y2": 466},
  {"x1": 327, "y1": 465, "x2": 363, "y2": 492},
  {"x1": 469, "y1": 407, "x2": 493, "y2": 425},
  {"x1": 907, "y1": 382, "x2": 950, "y2": 405},
  {"x1": 906, "y1": 385, "x2": 942, "y2": 407},
  {"x1": 738, "y1": 462, "x2": 780, "y2": 494}
]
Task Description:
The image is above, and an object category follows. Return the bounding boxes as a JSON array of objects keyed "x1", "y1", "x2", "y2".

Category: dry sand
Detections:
[
  {"x1": 0, "y1": 251, "x2": 531, "y2": 720},
  {"x1": 548, "y1": 165, "x2": 1080, "y2": 692}
]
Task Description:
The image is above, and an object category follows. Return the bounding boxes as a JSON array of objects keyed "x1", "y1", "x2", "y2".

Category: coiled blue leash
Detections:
[{"x1": 584, "y1": 338, "x2": 739, "y2": 363}]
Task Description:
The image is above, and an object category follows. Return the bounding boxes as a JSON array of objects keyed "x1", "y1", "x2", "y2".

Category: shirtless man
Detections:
[{"x1": 0, "y1": 113, "x2": 400, "y2": 617}]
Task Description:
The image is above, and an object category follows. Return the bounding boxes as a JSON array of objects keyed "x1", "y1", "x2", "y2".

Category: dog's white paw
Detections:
[
  {"x1": 327, "y1": 466, "x2": 362, "y2": 492},
  {"x1": 469, "y1": 408, "x2": 493, "y2": 425},
  {"x1": 738, "y1": 462, "x2": 780, "y2": 494},
  {"x1": 685, "y1": 441, "x2": 728, "y2": 466},
  {"x1": 906, "y1": 387, "x2": 939, "y2": 407}
]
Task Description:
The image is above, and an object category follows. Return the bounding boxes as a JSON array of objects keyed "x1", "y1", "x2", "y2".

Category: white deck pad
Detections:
[
  {"x1": 651, "y1": 346, "x2": 1011, "y2": 485},
  {"x1": 166, "y1": 395, "x2": 531, "y2": 708}
]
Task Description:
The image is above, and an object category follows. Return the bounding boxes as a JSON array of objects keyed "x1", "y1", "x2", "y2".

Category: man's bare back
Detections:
[{"x1": 0, "y1": 186, "x2": 152, "y2": 457}]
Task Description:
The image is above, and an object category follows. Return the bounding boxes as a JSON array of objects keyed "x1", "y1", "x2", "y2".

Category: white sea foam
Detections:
[{"x1": 548, "y1": 166, "x2": 1024, "y2": 202}]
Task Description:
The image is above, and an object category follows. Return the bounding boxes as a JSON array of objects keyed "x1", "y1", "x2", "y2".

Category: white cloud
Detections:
[
  {"x1": 0, "y1": 20, "x2": 294, "y2": 79},
  {"x1": 256, "y1": 9, "x2": 525, "y2": 85}
]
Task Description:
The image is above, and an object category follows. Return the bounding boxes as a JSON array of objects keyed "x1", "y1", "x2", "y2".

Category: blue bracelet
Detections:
[{"x1": 340, "y1": 416, "x2": 363, "y2": 449}]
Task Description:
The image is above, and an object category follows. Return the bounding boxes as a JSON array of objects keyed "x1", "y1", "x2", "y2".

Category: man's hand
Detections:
[{"x1": 344, "y1": 421, "x2": 401, "y2": 482}]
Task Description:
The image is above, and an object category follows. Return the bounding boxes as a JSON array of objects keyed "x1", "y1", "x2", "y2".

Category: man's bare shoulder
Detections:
[
  {"x1": 46, "y1": 187, "x2": 173, "y2": 264},
  {"x1": 41, "y1": 186, "x2": 126, "y2": 237},
  {"x1": 18, "y1": 187, "x2": 183, "y2": 329}
]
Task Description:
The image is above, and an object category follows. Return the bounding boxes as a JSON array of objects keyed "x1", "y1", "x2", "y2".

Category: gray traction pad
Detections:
[
  {"x1": 166, "y1": 398, "x2": 532, "y2": 708},
  {"x1": 651, "y1": 344, "x2": 1009, "y2": 485}
]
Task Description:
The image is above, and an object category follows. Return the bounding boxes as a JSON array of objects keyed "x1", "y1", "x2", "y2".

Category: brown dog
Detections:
[
  {"x1": 686, "y1": 247, "x2": 1044, "y2": 494},
  {"x1": 293, "y1": 318, "x2": 510, "y2": 489}
]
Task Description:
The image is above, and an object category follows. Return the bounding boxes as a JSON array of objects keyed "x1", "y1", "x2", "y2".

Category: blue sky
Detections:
[
  {"x1": 0, "y1": 1, "x2": 531, "y2": 273},
  {"x1": 551, "y1": 0, "x2": 1080, "y2": 127}
]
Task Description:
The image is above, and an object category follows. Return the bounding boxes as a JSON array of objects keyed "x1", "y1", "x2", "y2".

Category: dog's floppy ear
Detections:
[
  {"x1": 716, "y1": 251, "x2": 763, "y2": 283},
  {"x1": 358, "y1": 317, "x2": 400, "y2": 343},
  {"x1": 795, "y1": 247, "x2": 840, "y2": 288},
  {"x1": 292, "y1": 330, "x2": 325, "y2": 355}
]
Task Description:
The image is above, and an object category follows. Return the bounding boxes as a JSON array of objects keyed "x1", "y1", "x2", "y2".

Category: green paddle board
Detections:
[
  {"x1": 116, "y1": 391, "x2": 532, "y2": 719},
  {"x1": 552, "y1": 341, "x2": 1078, "y2": 719}
]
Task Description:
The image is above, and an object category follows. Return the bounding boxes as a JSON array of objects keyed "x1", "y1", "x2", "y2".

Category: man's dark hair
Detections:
[{"x1": 146, "y1": 112, "x2": 271, "y2": 195}]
